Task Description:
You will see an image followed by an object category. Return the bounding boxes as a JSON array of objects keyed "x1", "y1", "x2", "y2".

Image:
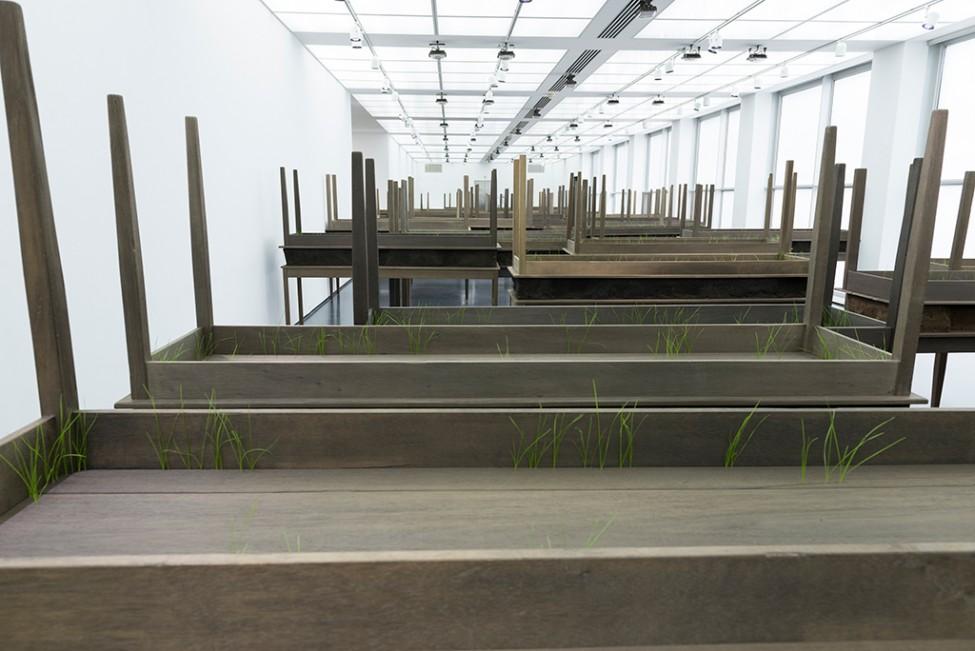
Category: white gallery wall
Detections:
[{"x1": 0, "y1": 0, "x2": 352, "y2": 433}]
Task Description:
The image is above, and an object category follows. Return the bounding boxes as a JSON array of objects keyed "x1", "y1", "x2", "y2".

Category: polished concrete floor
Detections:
[{"x1": 305, "y1": 277, "x2": 513, "y2": 325}]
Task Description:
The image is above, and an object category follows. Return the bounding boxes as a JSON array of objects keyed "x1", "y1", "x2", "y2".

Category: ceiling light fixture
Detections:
[
  {"x1": 652, "y1": 94, "x2": 664, "y2": 105},
  {"x1": 681, "y1": 46, "x2": 702, "y2": 60},
  {"x1": 428, "y1": 41, "x2": 447, "y2": 61},
  {"x1": 532, "y1": 108, "x2": 542, "y2": 118},
  {"x1": 574, "y1": 135, "x2": 581, "y2": 142},
  {"x1": 652, "y1": 67, "x2": 663, "y2": 81},
  {"x1": 693, "y1": 99, "x2": 701, "y2": 112},
  {"x1": 603, "y1": 121, "x2": 613, "y2": 128},
  {"x1": 439, "y1": 120, "x2": 448, "y2": 128},
  {"x1": 708, "y1": 32, "x2": 723, "y2": 53},
  {"x1": 349, "y1": 26, "x2": 363, "y2": 49},
  {"x1": 607, "y1": 94, "x2": 620, "y2": 106},
  {"x1": 752, "y1": 76, "x2": 762, "y2": 90},
  {"x1": 922, "y1": 6, "x2": 939, "y2": 30},
  {"x1": 746, "y1": 45, "x2": 767, "y2": 61},
  {"x1": 498, "y1": 43, "x2": 516, "y2": 61},
  {"x1": 435, "y1": 93, "x2": 448, "y2": 105},
  {"x1": 370, "y1": 57, "x2": 380, "y2": 70},
  {"x1": 564, "y1": 73, "x2": 578, "y2": 90},
  {"x1": 664, "y1": 60, "x2": 675, "y2": 74},
  {"x1": 637, "y1": 1, "x2": 658, "y2": 19}
]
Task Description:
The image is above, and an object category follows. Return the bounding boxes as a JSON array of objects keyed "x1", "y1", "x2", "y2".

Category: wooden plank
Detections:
[
  {"x1": 350, "y1": 153, "x2": 368, "y2": 325},
  {"x1": 802, "y1": 132, "x2": 837, "y2": 350},
  {"x1": 107, "y1": 95, "x2": 151, "y2": 401},
  {"x1": 0, "y1": 416, "x2": 56, "y2": 517},
  {"x1": 844, "y1": 168, "x2": 867, "y2": 288},
  {"x1": 885, "y1": 158, "x2": 924, "y2": 331},
  {"x1": 763, "y1": 173, "x2": 773, "y2": 240},
  {"x1": 86, "y1": 407, "x2": 975, "y2": 470},
  {"x1": 893, "y1": 110, "x2": 949, "y2": 393},
  {"x1": 489, "y1": 169, "x2": 498, "y2": 247},
  {"x1": 4, "y1": 468, "x2": 975, "y2": 557},
  {"x1": 599, "y1": 175, "x2": 607, "y2": 237},
  {"x1": 279, "y1": 167, "x2": 290, "y2": 241},
  {"x1": 292, "y1": 169, "x2": 303, "y2": 234},
  {"x1": 0, "y1": 2, "x2": 78, "y2": 416},
  {"x1": 822, "y1": 163, "x2": 846, "y2": 312},
  {"x1": 184, "y1": 117, "x2": 214, "y2": 330},
  {"x1": 778, "y1": 160, "x2": 796, "y2": 257},
  {"x1": 948, "y1": 170, "x2": 975, "y2": 270},
  {"x1": 364, "y1": 159, "x2": 380, "y2": 314},
  {"x1": 0, "y1": 542, "x2": 972, "y2": 649}
]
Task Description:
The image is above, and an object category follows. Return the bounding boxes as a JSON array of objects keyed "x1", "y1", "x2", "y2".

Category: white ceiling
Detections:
[{"x1": 263, "y1": 0, "x2": 975, "y2": 163}]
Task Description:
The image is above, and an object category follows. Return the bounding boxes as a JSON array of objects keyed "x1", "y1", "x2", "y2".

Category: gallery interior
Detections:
[{"x1": 1, "y1": 0, "x2": 974, "y2": 647}]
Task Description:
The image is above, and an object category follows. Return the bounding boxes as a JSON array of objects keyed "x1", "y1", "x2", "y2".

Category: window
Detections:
[
  {"x1": 935, "y1": 36, "x2": 975, "y2": 259},
  {"x1": 694, "y1": 108, "x2": 739, "y2": 227},
  {"x1": 613, "y1": 141, "x2": 629, "y2": 211},
  {"x1": 830, "y1": 68, "x2": 871, "y2": 228},
  {"x1": 647, "y1": 128, "x2": 670, "y2": 190},
  {"x1": 774, "y1": 83, "x2": 823, "y2": 228},
  {"x1": 719, "y1": 108, "x2": 740, "y2": 227}
]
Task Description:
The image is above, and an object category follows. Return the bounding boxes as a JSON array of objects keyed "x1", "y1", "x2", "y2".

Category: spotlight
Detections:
[
  {"x1": 752, "y1": 75, "x2": 762, "y2": 90},
  {"x1": 498, "y1": 43, "x2": 516, "y2": 61},
  {"x1": 515, "y1": 128, "x2": 523, "y2": 135},
  {"x1": 664, "y1": 60, "x2": 675, "y2": 74},
  {"x1": 428, "y1": 41, "x2": 447, "y2": 61},
  {"x1": 681, "y1": 46, "x2": 702, "y2": 60},
  {"x1": 638, "y1": 1, "x2": 658, "y2": 19},
  {"x1": 564, "y1": 73, "x2": 578, "y2": 90},
  {"x1": 730, "y1": 87, "x2": 740, "y2": 98},
  {"x1": 922, "y1": 6, "x2": 939, "y2": 30},
  {"x1": 546, "y1": 135, "x2": 553, "y2": 142},
  {"x1": 574, "y1": 135, "x2": 580, "y2": 142},
  {"x1": 746, "y1": 45, "x2": 767, "y2": 61},
  {"x1": 569, "y1": 121, "x2": 579, "y2": 129},
  {"x1": 779, "y1": 65, "x2": 789, "y2": 78},
  {"x1": 531, "y1": 145, "x2": 535, "y2": 152},
  {"x1": 607, "y1": 94, "x2": 620, "y2": 106},
  {"x1": 693, "y1": 99, "x2": 701, "y2": 112},
  {"x1": 349, "y1": 25, "x2": 363, "y2": 48},
  {"x1": 652, "y1": 94, "x2": 664, "y2": 105},
  {"x1": 603, "y1": 121, "x2": 613, "y2": 128},
  {"x1": 470, "y1": 136, "x2": 477, "y2": 142},
  {"x1": 439, "y1": 120, "x2": 448, "y2": 128},
  {"x1": 370, "y1": 57, "x2": 380, "y2": 70},
  {"x1": 708, "y1": 32, "x2": 723, "y2": 53},
  {"x1": 380, "y1": 79, "x2": 392, "y2": 94},
  {"x1": 435, "y1": 93, "x2": 448, "y2": 105},
  {"x1": 834, "y1": 41, "x2": 847, "y2": 57},
  {"x1": 532, "y1": 108, "x2": 542, "y2": 118}
]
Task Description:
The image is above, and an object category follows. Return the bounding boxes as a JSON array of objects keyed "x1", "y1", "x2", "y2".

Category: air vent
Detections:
[
  {"x1": 549, "y1": 49, "x2": 601, "y2": 92},
  {"x1": 528, "y1": 96, "x2": 552, "y2": 119},
  {"x1": 424, "y1": 164, "x2": 443, "y2": 173},
  {"x1": 599, "y1": 0, "x2": 641, "y2": 39},
  {"x1": 528, "y1": 164, "x2": 545, "y2": 173}
]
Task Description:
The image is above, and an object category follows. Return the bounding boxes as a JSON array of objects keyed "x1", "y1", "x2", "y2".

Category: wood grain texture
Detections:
[
  {"x1": 0, "y1": 538, "x2": 972, "y2": 648},
  {"x1": 86, "y1": 407, "x2": 975, "y2": 469},
  {"x1": 844, "y1": 168, "x2": 867, "y2": 287},
  {"x1": 107, "y1": 95, "x2": 151, "y2": 400},
  {"x1": 364, "y1": 159, "x2": 380, "y2": 313},
  {"x1": 185, "y1": 117, "x2": 214, "y2": 330},
  {"x1": 350, "y1": 153, "x2": 368, "y2": 325},
  {"x1": 0, "y1": 1, "x2": 78, "y2": 415},
  {"x1": 893, "y1": 111, "x2": 949, "y2": 393},
  {"x1": 948, "y1": 171, "x2": 975, "y2": 270},
  {"x1": 802, "y1": 132, "x2": 837, "y2": 350},
  {"x1": 886, "y1": 158, "x2": 924, "y2": 332}
]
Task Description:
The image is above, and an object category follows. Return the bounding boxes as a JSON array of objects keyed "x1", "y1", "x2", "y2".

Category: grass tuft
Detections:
[{"x1": 724, "y1": 404, "x2": 766, "y2": 468}]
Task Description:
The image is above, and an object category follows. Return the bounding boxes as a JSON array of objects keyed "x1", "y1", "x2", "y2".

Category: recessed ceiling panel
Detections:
[
  {"x1": 439, "y1": 16, "x2": 510, "y2": 36},
  {"x1": 357, "y1": 14, "x2": 434, "y2": 35},
  {"x1": 512, "y1": 18, "x2": 591, "y2": 37},
  {"x1": 348, "y1": 0, "x2": 432, "y2": 15},
  {"x1": 277, "y1": 12, "x2": 355, "y2": 32},
  {"x1": 637, "y1": 19, "x2": 722, "y2": 39},
  {"x1": 660, "y1": 0, "x2": 763, "y2": 20}
]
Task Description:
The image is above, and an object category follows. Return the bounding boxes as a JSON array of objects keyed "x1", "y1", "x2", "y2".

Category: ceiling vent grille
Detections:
[
  {"x1": 599, "y1": 0, "x2": 641, "y2": 38},
  {"x1": 549, "y1": 49, "x2": 601, "y2": 92},
  {"x1": 527, "y1": 95, "x2": 552, "y2": 118},
  {"x1": 424, "y1": 164, "x2": 443, "y2": 173}
]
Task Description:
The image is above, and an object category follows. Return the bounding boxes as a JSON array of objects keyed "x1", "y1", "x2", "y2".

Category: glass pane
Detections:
[
  {"x1": 723, "y1": 109, "x2": 740, "y2": 189},
  {"x1": 695, "y1": 115, "x2": 721, "y2": 185},
  {"x1": 932, "y1": 184, "x2": 965, "y2": 259},
  {"x1": 614, "y1": 142, "x2": 629, "y2": 192},
  {"x1": 720, "y1": 190, "x2": 735, "y2": 228},
  {"x1": 831, "y1": 69, "x2": 871, "y2": 171},
  {"x1": 647, "y1": 130, "x2": 670, "y2": 189},
  {"x1": 775, "y1": 84, "x2": 823, "y2": 185},
  {"x1": 938, "y1": 38, "x2": 975, "y2": 181},
  {"x1": 772, "y1": 188, "x2": 816, "y2": 229}
]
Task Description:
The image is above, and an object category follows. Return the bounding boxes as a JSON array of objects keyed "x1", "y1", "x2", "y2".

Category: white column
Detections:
[{"x1": 859, "y1": 40, "x2": 939, "y2": 269}]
